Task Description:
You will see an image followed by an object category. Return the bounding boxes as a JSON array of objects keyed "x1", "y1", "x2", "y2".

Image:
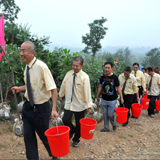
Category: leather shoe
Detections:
[
  {"x1": 131, "y1": 115, "x2": 138, "y2": 119},
  {"x1": 155, "y1": 110, "x2": 159, "y2": 114},
  {"x1": 122, "y1": 122, "x2": 128, "y2": 127},
  {"x1": 100, "y1": 128, "x2": 110, "y2": 132},
  {"x1": 113, "y1": 125, "x2": 117, "y2": 131},
  {"x1": 52, "y1": 156, "x2": 59, "y2": 160}
]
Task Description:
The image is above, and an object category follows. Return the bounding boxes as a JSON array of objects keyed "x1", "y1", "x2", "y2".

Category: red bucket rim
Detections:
[
  {"x1": 80, "y1": 118, "x2": 97, "y2": 126},
  {"x1": 115, "y1": 108, "x2": 129, "y2": 112},
  {"x1": 141, "y1": 98, "x2": 150, "y2": 101},
  {"x1": 45, "y1": 126, "x2": 70, "y2": 137},
  {"x1": 132, "y1": 104, "x2": 143, "y2": 109}
]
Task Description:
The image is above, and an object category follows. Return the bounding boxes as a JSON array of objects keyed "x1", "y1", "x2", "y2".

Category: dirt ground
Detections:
[{"x1": 0, "y1": 109, "x2": 160, "y2": 160}]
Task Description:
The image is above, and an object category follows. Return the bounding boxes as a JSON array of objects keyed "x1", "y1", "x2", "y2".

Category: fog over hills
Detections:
[{"x1": 48, "y1": 44, "x2": 153, "y2": 56}]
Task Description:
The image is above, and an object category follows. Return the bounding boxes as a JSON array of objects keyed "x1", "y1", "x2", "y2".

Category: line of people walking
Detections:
[{"x1": 11, "y1": 41, "x2": 160, "y2": 160}]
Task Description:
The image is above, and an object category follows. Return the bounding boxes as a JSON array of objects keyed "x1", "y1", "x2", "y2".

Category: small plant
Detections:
[
  {"x1": 17, "y1": 141, "x2": 22, "y2": 146},
  {"x1": 8, "y1": 125, "x2": 13, "y2": 132},
  {"x1": 119, "y1": 135, "x2": 127, "y2": 139},
  {"x1": 135, "y1": 123, "x2": 142, "y2": 126},
  {"x1": 128, "y1": 134, "x2": 133, "y2": 137},
  {"x1": 0, "y1": 144, "x2": 6, "y2": 148}
]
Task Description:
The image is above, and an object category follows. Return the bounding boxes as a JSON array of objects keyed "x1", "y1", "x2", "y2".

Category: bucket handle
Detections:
[
  {"x1": 123, "y1": 103, "x2": 126, "y2": 111},
  {"x1": 56, "y1": 119, "x2": 59, "y2": 136},
  {"x1": 83, "y1": 113, "x2": 89, "y2": 124}
]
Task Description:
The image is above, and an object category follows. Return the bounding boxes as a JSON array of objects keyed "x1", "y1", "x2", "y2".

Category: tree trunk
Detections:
[
  {"x1": 5, "y1": 71, "x2": 10, "y2": 101},
  {"x1": 0, "y1": 83, "x2": 3, "y2": 104},
  {"x1": 11, "y1": 70, "x2": 20, "y2": 119}
]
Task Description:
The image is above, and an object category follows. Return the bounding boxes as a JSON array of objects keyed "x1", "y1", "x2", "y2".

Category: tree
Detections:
[
  {"x1": 82, "y1": 17, "x2": 108, "y2": 57},
  {"x1": 5, "y1": 23, "x2": 31, "y2": 47},
  {"x1": 142, "y1": 48, "x2": 160, "y2": 68},
  {"x1": 0, "y1": 0, "x2": 20, "y2": 22}
]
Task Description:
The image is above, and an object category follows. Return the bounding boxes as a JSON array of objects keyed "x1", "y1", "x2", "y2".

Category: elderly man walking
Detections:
[{"x1": 11, "y1": 41, "x2": 59, "y2": 160}]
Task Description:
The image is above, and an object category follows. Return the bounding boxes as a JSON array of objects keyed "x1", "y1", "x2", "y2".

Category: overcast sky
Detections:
[{"x1": 14, "y1": 0, "x2": 160, "y2": 49}]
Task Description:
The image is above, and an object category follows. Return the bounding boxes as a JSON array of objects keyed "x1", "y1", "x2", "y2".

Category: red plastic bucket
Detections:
[
  {"x1": 45, "y1": 126, "x2": 70, "y2": 157},
  {"x1": 132, "y1": 103, "x2": 143, "y2": 117},
  {"x1": 156, "y1": 100, "x2": 160, "y2": 111},
  {"x1": 143, "y1": 91, "x2": 148, "y2": 98},
  {"x1": 115, "y1": 108, "x2": 128, "y2": 123},
  {"x1": 141, "y1": 98, "x2": 150, "y2": 109},
  {"x1": 79, "y1": 118, "x2": 97, "y2": 140}
]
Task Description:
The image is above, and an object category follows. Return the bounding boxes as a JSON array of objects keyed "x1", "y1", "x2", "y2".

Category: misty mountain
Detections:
[{"x1": 47, "y1": 44, "x2": 153, "y2": 56}]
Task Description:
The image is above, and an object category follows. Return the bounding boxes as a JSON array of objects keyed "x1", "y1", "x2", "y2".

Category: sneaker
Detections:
[
  {"x1": 122, "y1": 122, "x2": 128, "y2": 127},
  {"x1": 155, "y1": 110, "x2": 159, "y2": 114},
  {"x1": 100, "y1": 128, "x2": 110, "y2": 132},
  {"x1": 72, "y1": 141, "x2": 79, "y2": 147},
  {"x1": 150, "y1": 114, "x2": 155, "y2": 118},
  {"x1": 113, "y1": 125, "x2": 117, "y2": 131}
]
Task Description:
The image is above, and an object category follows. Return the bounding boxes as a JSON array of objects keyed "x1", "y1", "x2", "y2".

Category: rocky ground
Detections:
[{"x1": 0, "y1": 109, "x2": 160, "y2": 159}]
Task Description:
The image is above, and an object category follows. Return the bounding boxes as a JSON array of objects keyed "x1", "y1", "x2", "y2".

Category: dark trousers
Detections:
[
  {"x1": 120, "y1": 94, "x2": 134, "y2": 123},
  {"x1": 133, "y1": 86, "x2": 143, "y2": 103},
  {"x1": 22, "y1": 100, "x2": 53, "y2": 160},
  {"x1": 148, "y1": 95, "x2": 158, "y2": 115},
  {"x1": 62, "y1": 109, "x2": 86, "y2": 142}
]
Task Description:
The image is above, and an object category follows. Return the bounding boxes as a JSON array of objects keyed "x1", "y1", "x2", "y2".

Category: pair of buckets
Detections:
[
  {"x1": 115, "y1": 103, "x2": 143, "y2": 123},
  {"x1": 141, "y1": 98, "x2": 160, "y2": 111},
  {"x1": 45, "y1": 118, "x2": 97, "y2": 157}
]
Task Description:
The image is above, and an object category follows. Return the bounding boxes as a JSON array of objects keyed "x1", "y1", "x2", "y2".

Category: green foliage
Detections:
[
  {"x1": 36, "y1": 47, "x2": 83, "y2": 89},
  {"x1": 0, "y1": 0, "x2": 20, "y2": 22},
  {"x1": 101, "y1": 47, "x2": 132, "y2": 76},
  {"x1": 5, "y1": 22, "x2": 31, "y2": 47},
  {"x1": 82, "y1": 17, "x2": 108, "y2": 57},
  {"x1": 30, "y1": 35, "x2": 51, "y2": 54},
  {"x1": 113, "y1": 59, "x2": 128, "y2": 76},
  {"x1": 142, "y1": 48, "x2": 160, "y2": 68},
  {"x1": 83, "y1": 57, "x2": 104, "y2": 99}
]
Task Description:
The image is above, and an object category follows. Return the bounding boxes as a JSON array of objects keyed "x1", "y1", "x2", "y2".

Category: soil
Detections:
[{"x1": 0, "y1": 109, "x2": 160, "y2": 160}]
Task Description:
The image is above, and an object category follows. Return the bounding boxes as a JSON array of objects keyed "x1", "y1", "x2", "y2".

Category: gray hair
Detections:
[
  {"x1": 73, "y1": 56, "x2": 84, "y2": 65},
  {"x1": 23, "y1": 41, "x2": 36, "y2": 53}
]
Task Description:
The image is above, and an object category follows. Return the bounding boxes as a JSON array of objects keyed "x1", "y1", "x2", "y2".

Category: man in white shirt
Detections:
[
  {"x1": 146, "y1": 67, "x2": 160, "y2": 117},
  {"x1": 59, "y1": 56, "x2": 92, "y2": 147}
]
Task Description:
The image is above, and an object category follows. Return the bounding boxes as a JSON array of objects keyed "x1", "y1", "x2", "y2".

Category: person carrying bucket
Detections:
[
  {"x1": 146, "y1": 67, "x2": 160, "y2": 118},
  {"x1": 131, "y1": 63, "x2": 146, "y2": 118},
  {"x1": 59, "y1": 56, "x2": 92, "y2": 147},
  {"x1": 96, "y1": 62, "x2": 124, "y2": 132},
  {"x1": 11, "y1": 41, "x2": 59, "y2": 160},
  {"x1": 154, "y1": 66, "x2": 160, "y2": 113},
  {"x1": 142, "y1": 68, "x2": 149, "y2": 86},
  {"x1": 118, "y1": 66, "x2": 139, "y2": 126}
]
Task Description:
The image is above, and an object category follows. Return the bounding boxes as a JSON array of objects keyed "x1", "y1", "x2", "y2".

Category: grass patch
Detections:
[
  {"x1": 8, "y1": 125, "x2": 13, "y2": 132},
  {"x1": 0, "y1": 144, "x2": 6, "y2": 148},
  {"x1": 119, "y1": 135, "x2": 127, "y2": 139},
  {"x1": 2, "y1": 128, "x2": 7, "y2": 131},
  {"x1": 128, "y1": 134, "x2": 133, "y2": 137},
  {"x1": 17, "y1": 141, "x2": 23, "y2": 146},
  {"x1": 135, "y1": 123, "x2": 142, "y2": 126}
]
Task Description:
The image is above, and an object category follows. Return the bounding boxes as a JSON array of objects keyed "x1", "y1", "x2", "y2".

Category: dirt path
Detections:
[{"x1": 0, "y1": 109, "x2": 160, "y2": 159}]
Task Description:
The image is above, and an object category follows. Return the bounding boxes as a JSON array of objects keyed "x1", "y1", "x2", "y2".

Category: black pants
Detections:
[
  {"x1": 22, "y1": 100, "x2": 54, "y2": 160},
  {"x1": 62, "y1": 109, "x2": 86, "y2": 142},
  {"x1": 120, "y1": 94, "x2": 134, "y2": 123},
  {"x1": 133, "y1": 86, "x2": 143, "y2": 103},
  {"x1": 148, "y1": 95, "x2": 158, "y2": 115}
]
